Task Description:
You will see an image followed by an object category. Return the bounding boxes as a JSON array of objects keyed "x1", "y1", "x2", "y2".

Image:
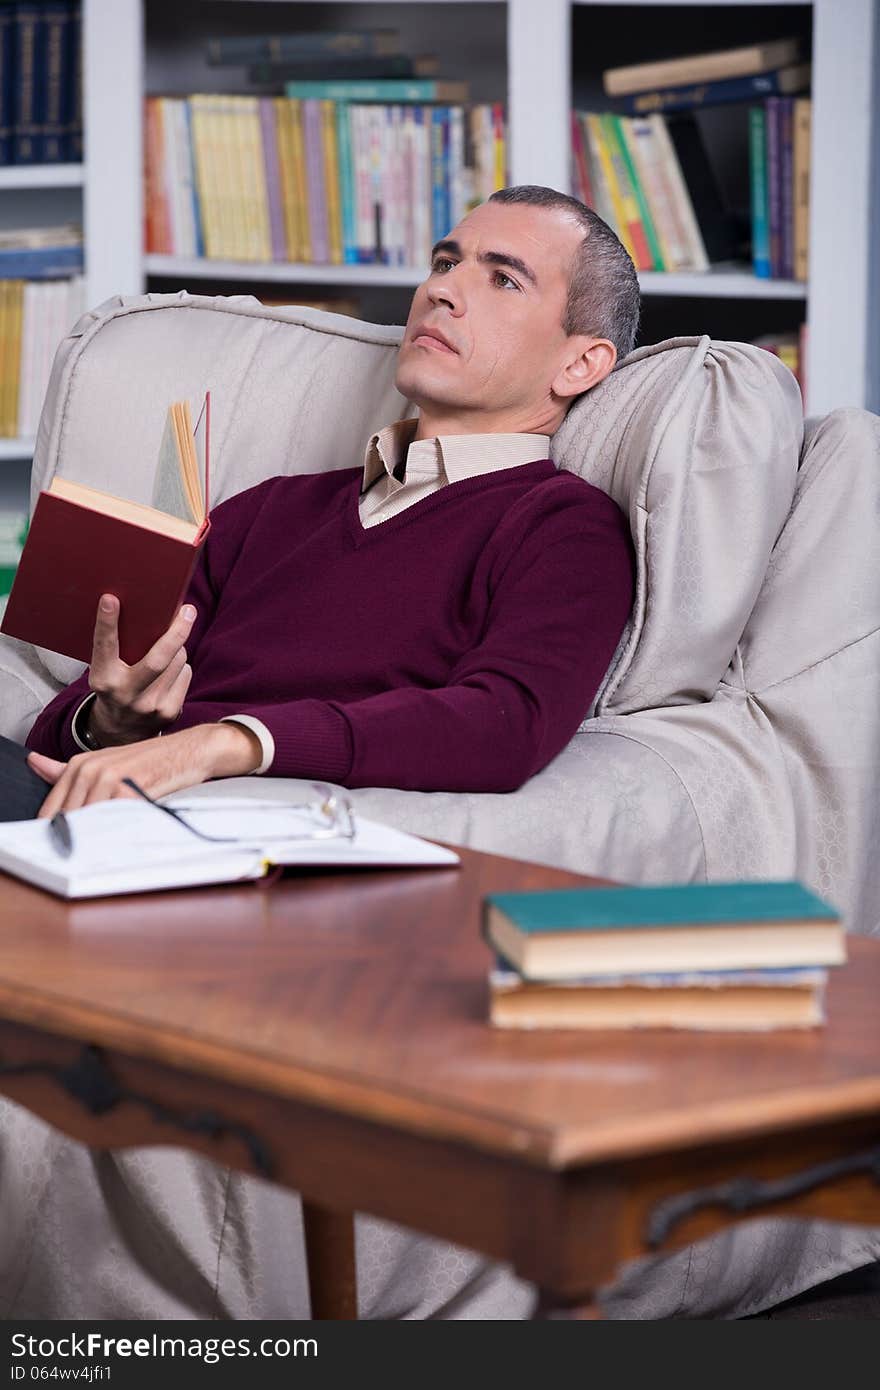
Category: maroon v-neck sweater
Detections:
[{"x1": 28, "y1": 462, "x2": 635, "y2": 793}]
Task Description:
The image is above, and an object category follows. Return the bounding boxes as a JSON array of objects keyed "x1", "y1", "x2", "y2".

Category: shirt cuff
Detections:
[
  {"x1": 220, "y1": 715, "x2": 275, "y2": 775},
  {"x1": 71, "y1": 693, "x2": 98, "y2": 752}
]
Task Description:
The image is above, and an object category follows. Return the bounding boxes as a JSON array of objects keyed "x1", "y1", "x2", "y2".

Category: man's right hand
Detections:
[{"x1": 85, "y1": 594, "x2": 196, "y2": 746}]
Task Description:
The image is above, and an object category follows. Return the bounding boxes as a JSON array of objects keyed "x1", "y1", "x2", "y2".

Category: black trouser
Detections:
[{"x1": 0, "y1": 734, "x2": 51, "y2": 820}]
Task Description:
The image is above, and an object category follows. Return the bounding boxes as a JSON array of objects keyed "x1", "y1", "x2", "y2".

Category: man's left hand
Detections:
[{"x1": 27, "y1": 723, "x2": 263, "y2": 819}]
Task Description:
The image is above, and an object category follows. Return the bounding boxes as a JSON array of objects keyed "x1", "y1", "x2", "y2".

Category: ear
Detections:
[{"x1": 551, "y1": 336, "x2": 617, "y2": 402}]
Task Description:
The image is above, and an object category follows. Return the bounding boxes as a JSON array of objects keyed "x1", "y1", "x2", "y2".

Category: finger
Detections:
[
  {"x1": 130, "y1": 604, "x2": 197, "y2": 689},
  {"x1": 155, "y1": 662, "x2": 192, "y2": 721},
  {"x1": 36, "y1": 769, "x2": 76, "y2": 819},
  {"x1": 26, "y1": 750, "x2": 66, "y2": 785},
  {"x1": 135, "y1": 644, "x2": 188, "y2": 706},
  {"x1": 90, "y1": 594, "x2": 121, "y2": 675}
]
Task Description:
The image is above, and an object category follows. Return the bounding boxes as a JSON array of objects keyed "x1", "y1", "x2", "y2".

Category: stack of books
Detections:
[
  {"x1": 0, "y1": 225, "x2": 84, "y2": 438},
  {"x1": 483, "y1": 881, "x2": 844, "y2": 1032},
  {"x1": 574, "y1": 39, "x2": 811, "y2": 280},
  {"x1": 0, "y1": 1, "x2": 83, "y2": 164},
  {"x1": 144, "y1": 93, "x2": 505, "y2": 268}
]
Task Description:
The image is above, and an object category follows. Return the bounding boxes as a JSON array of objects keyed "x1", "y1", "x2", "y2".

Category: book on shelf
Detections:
[
  {"x1": 282, "y1": 78, "x2": 469, "y2": 104},
  {"x1": 482, "y1": 881, "x2": 844, "y2": 980},
  {"x1": 145, "y1": 95, "x2": 507, "y2": 267},
  {"x1": 0, "y1": 273, "x2": 82, "y2": 438},
  {"x1": 1, "y1": 394, "x2": 211, "y2": 664},
  {"x1": 0, "y1": 796, "x2": 459, "y2": 900},
  {"x1": 748, "y1": 106, "x2": 771, "y2": 279},
  {"x1": 793, "y1": 98, "x2": 811, "y2": 282},
  {"x1": 604, "y1": 38, "x2": 804, "y2": 98},
  {"x1": 3, "y1": 1, "x2": 82, "y2": 165},
  {"x1": 623, "y1": 63, "x2": 811, "y2": 116},
  {"x1": 206, "y1": 30, "x2": 403, "y2": 66},
  {"x1": 248, "y1": 55, "x2": 441, "y2": 85},
  {"x1": 488, "y1": 963, "x2": 829, "y2": 1031}
]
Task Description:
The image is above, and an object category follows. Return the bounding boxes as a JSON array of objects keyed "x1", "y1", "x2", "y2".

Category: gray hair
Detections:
[{"x1": 488, "y1": 185, "x2": 640, "y2": 360}]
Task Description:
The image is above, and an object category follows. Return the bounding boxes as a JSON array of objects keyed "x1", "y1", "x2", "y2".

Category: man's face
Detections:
[{"x1": 395, "y1": 200, "x2": 586, "y2": 430}]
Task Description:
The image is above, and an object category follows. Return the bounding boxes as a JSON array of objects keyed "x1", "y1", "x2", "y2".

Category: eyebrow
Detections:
[{"x1": 430, "y1": 239, "x2": 539, "y2": 288}]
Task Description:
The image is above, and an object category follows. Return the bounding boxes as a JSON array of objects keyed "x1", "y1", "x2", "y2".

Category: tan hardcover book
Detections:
[
  {"x1": 489, "y1": 968, "x2": 827, "y2": 1031},
  {"x1": 189, "y1": 95, "x2": 218, "y2": 258},
  {"x1": 273, "y1": 98, "x2": 297, "y2": 260},
  {"x1": 648, "y1": 114, "x2": 709, "y2": 271},
  {"x1": 604, "y1": 38, "x2": 803, "y2": 97},
  {"x1": 321, "y1": 99, "x2": 344, "y2": 265},
  {"x1": 0, "y1": 281, "x2": 8, "y2": 435},
  {"x1": 289, "y1": 98, "x2": 312, "y2": 262},
  {"x1": 793, "y1": 97, "x2": 811, "y2": 282},
  {"x1": 234, "y1": 96, "x2": 272, "y2": 261}
]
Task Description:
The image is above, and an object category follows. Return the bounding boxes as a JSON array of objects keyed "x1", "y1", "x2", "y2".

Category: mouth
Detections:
[{"x1": 410, "y1": 327, "x2": 458, "y2": 354}]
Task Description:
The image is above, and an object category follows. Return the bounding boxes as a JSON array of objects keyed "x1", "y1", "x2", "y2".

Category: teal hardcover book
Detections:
[{"x1": 482, "y1": 881, "x2": 843, "y2": 980}]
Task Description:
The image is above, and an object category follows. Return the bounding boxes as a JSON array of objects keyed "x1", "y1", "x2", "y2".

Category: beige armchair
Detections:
[{"x1": 0, "y1": 292, "x2": 877, "y2": 1319}]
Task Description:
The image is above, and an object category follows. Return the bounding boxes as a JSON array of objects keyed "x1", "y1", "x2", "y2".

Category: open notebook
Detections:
[{"x1": 0, "y1": 797, "x2": 459, "y2": 899}]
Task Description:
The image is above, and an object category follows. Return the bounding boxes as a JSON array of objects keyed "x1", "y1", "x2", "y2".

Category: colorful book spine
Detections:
[
  {"x1": 617, "y1": 116, "x2": 666, "y2": 269},
  {"x1": 624, "y1": 65, "x2": 811, "y2": 116},
  {"x1": 336, "y1": 102, "x2": 357, "y2": 263},
  {"x1": 584, "y1": 114, "x2": 633, "y2": 258},
  {"x1": 492, "y1": 102, "x2": 505, "y2": 191},
  {"x1": 430, "y1": 107, "x2": 447, "y2": 243},
  {"x1": 13, "y1": 3, "x2": 41, "y2": 163},
  {"x1": 570, "y1": 111, "x2": 592, "y2": 208},
  {"x1": 624, "y1": 116, "x2": 681, "y2": 270},
  {"x1": 284, "y1": 79, "x2": 462, "y2": 103},
  {"x1": 6, "y1": 276, "x2": 23, "y2": 435},
  {"x1": 765, "y1": 97, "x2": 783, "y2": 278},
  {"x1": 272, "y1": 97, "x2": 298, "y2": 260},
  {"x1": 188, "y1": 95, "x2": 218, "y2": 258},
  {"x1": 289, "y1": 97, "x2": 311, "y2": 262},
  {"x1": 749, "y1": 106, "x2": 771, "y2": 278},
  {"x1": 302, "y1": 99, "x2": 329, "y2": 263},
  {"x1": 793, "y1": 97, "x2": 811, "y2": 283},
  {"x1": 321, "y1": 98, "x2": 344, "y2": 264},
  {"x1": 779, "y1": 96, "x2": 795, "y2": 280},
  {"x1": 259, "y1": 97, "x2": 287, "y2": 261},
  {"x1": 610, "y1": 114, "x2": 665, "y2": 269},
  {"x1": 64, "y1": 0, "x2": 81, "y2": 160},
  {"x1": 649, "y1": 113, "x2": 709, "y2": 271},
  {"x1": 42, "y1": 2, "x2": 70, "y2": 163},
  {"x1": 0, "y1": 245, "x2": 83, "y2": 277}
]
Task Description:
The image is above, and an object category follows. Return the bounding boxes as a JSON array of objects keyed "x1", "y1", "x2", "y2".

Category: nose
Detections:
[{"x1": 426, "y1": 268, "x2": 464, "y2": 315}]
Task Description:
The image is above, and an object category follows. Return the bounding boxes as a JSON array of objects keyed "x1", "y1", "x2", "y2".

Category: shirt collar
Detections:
[{"x1": 362, "y1": 420, "x2": 551, "y2": 493}]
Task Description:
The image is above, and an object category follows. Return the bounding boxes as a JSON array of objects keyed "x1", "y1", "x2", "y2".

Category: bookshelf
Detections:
[{"x1": 18, "y1": 0, "x2": 880, "y2": 433}]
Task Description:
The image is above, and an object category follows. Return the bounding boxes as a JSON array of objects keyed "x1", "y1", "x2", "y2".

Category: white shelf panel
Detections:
[
  {"x1": 147, "y1": 255, "x2": 807, "y2": 301},
  {"x1": 145, "y1": 256, "x2": 428, "y2": 287},
  {"x1": 0, "y1": 165, "x2": 84, "y2": 191},
  {"x1": 639, "y1": 268, "x2": 807, "y2": 299},
  {"x1": 0, "y1": 439, "x2": 35, "y2": 460}
]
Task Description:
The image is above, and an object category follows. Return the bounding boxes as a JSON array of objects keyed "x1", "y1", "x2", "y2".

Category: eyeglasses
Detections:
[{"x1": 121, "y1": 778, "x2": 356, "y2": 846}]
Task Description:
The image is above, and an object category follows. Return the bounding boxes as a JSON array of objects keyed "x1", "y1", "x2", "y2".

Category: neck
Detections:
[{"x1": 414, "y1": 403, "x2": 561, "y2": 442}]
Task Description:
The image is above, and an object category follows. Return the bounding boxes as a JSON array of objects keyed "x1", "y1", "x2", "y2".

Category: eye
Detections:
[
  {"x1": 493, "y1": 270, "x2": 520, "y2": 291},
  {"x1": 431, "y1": 256, "x2": 456, "y2": 274}
]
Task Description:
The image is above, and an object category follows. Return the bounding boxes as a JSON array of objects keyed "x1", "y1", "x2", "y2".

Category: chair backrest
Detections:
[{"x1": 32, "y1": 293, "x2": 803, "y2": 707}]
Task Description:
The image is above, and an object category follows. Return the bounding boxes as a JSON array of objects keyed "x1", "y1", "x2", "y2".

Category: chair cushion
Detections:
[{"x1": 552, "y1": 336, "x2": 804, "y2": 714}]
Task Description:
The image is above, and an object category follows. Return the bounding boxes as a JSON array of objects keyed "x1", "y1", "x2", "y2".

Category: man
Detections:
[
  {"x1": 0, "y1": 187, "x2": 641, "y2": 1320},
  {"x1": 18, "y1": 185, "x2": 638, "y2": 818}
]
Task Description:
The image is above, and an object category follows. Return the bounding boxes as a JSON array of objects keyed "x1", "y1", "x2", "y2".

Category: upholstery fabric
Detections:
[{"x1": 0, "y1": 292, "x2": 878, "y2": 1321}]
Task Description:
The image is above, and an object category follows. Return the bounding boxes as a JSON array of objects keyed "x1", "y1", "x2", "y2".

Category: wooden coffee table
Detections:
[{"x1": 0, "y1": 846, "x2": 878, "y2": 1319}]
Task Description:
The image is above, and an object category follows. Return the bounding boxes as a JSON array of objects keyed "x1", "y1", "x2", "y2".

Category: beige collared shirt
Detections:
[
  {"x1": 72, "y1": 423, "x2": 551, "y2": 773},
  {"x1": 359, "y1": 418, "x2": 551, "y2": 527}
]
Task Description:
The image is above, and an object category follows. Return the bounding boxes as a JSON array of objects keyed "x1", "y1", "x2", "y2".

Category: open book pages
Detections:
[
  {"x1": 0, "y1": 797, "x2": 459, "y2": 899},
  {"x1": 152, "y1": 393, "x2": 210, "y2": 525},
  {"x1": 46, "y1": 393, "x2": 211, "y2": 545}
]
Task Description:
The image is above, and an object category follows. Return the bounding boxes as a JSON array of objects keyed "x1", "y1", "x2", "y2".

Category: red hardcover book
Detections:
[{"x1": 1, "y1": 395, "x2": 210, "y2": 665}]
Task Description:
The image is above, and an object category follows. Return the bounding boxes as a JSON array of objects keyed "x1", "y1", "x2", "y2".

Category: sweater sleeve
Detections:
[
  {"x1": 172, "y1": 487, "x2": 636, "y2": 793},
  {"x1": 25, "y1": 480, "x2": 276, "y2": 760}
]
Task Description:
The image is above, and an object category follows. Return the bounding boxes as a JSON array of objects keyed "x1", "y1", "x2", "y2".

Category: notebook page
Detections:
[{"x1": 151, "y1": 407, "x2": 197, "y2": 523}]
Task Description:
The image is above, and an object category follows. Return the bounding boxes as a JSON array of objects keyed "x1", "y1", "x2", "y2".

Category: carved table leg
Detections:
[{"x1": 302, "y1": 1201, "x2": 357, "y2": 1319}]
